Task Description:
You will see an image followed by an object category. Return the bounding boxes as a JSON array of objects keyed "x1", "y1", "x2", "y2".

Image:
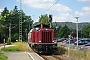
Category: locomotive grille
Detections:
[{"x1": 42, "y1": 31, "x2": 52, "y2": 43}]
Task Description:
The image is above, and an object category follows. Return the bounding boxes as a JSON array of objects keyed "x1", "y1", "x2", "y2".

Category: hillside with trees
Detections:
[{"x1": 34, "y1": 21, "x2": 90, "y2": 38}]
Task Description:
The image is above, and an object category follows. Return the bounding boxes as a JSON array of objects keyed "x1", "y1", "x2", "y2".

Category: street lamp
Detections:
[{"x1": 75, "y1": 17, "x2": 79, "y2": 48}]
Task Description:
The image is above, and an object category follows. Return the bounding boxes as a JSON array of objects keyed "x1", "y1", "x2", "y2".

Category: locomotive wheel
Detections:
[{"x1": 29, "y1": 44, "x2": 31, "y2": 47}]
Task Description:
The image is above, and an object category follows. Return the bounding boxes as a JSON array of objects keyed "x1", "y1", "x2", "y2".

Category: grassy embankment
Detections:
[
  {"x1": 0, "y1": 54, "x2": 7, "y2": 60},
  {"x1": 1, "y1": 42, "x2": 29, "y2": 52},
  {"x1": 64, "y1": 48, "x2": 90, "y2": 60}
]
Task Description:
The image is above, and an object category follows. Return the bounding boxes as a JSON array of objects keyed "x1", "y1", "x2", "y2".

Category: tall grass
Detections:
[
  {"x1": 13, "y1": 42, "x2": 29, "y2": 51},
  {"x1": 1, "y1": 42, "x2": 29, "y2": 52},
  {"x1": 57, "y1": 46, "x2": 67, "y2": 55},
  {"x1": 64, "y1": 48, "x2": 90, "y2": 60},
  {"x1": 69, "y1": 49, "x2": 86, "y2": 60},
  {"x1": 1, "y1": 46, "x2": 18, "y2": 52},
  {"x1": 86, "y1": 50, "x2": 90, "y2": 60}
]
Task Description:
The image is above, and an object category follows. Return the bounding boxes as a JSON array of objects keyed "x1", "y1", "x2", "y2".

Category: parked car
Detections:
[
  {"x1": 53, "y1": 38, "x2": 58, "y2": 43},
  {"x1": 84, "y1": 42, "x2": 90, "y2": 49},
  {"x1": 66, "y1": 39, "x2": 75, "y2": 44},
  {"x1": 74, "y1": 39, "x2": 89, "y2": 45},
  {"x1": 59, "y1": 39, "x2": 67, "y2": 45},
  {"x1": 57, "y1": 38, "x2": 66, "y2": 42}
]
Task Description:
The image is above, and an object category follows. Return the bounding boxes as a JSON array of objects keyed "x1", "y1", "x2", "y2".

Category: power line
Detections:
[
  {"x1": 43, "y1": 0, "x2": 59, "y2": 14},
  {"x1": 37, "y1": 0, "x2": 49, "y2": 16},
  {"x1": 41, "y1": 0, "x2": 49, "y2": 9},
  {"x1": 34, "y1": 0, "x2": 49, "y2": 21}
]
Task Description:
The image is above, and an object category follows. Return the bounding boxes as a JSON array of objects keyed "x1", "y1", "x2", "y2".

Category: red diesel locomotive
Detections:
[{"x1": 28, "y1": 24, "x2": 57, "y2": 53}]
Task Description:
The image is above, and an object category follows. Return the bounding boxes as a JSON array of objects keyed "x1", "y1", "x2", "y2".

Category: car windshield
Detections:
[{"x1": 87, "y1": 42, "x2": 90, "y2": 44}]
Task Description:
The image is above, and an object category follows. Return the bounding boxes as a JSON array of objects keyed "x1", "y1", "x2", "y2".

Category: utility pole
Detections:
[
  {"x1": 19, "y1": 0, "x2": 22, "y2": 42},
  {"x1": 25, "y1": 29, "x2": 27, "y2": 41},
  {"x1": 75, "y1": 17, "x2": 79, "y2": 48},
  {"x1": 9, "y1": 23, "x2": 11, "y2": 42}
]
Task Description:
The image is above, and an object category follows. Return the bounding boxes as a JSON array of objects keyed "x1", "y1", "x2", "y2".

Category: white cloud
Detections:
[
  {"x1": 17, "y1": 0, "x2": 72, "y2": 12},
  {"x1": 50, "y1": 4, "x2": 72, "y2": 12},
  {"x1": 17, "y1": 0, "x2": 73, "y2": 22},
  {"x1": 17, "y1": 0, "x2": 54, "y2": 9},
  {"x1": 0, "y1": 9, "x2": 4, "y2": 15},
  {"x1": 75, "y1": 11, "x2": 84, "y2": 16},
  {"x1": 75, "y1": 6, "x2": 90, "y2": 22},
  {"x1": 0, "y1": 9, "x2": 3, "y2": 12},
  {"x1": 75, "y1": 6, "x2": 90, "y2": 17},
  {"x1": 82, "y1": 7, "x2": 90, "y2": 11},
  {"x1": 34, "y1": 13, "x2": 75, "y2": 23},
  {"x1": 53, "y1": 13, "x2": 75, "y2": 22},
  {"x1": 34, "y1": 18, "x2": 39, "y2": 23},
  {"x1": 77, "y1": 0, "x2": 90, "y2": 2}
]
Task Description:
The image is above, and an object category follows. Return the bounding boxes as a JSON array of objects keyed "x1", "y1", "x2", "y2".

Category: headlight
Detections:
[
  {"x1": 39, "y1": 40, "x2": 41, "y2": 42},
  {"x1": 52, "y1": 40, "x2": 54, "y2": 43}
]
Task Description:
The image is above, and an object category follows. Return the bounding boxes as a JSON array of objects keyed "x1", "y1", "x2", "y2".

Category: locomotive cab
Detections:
[{"x1": 28, "y1": 24, "x2": 57, "y2": 53}]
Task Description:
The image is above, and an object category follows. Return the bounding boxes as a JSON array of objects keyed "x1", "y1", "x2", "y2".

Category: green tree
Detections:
[
  {"x1": 52, "y1": 22, "x2": 61, "y2": 38},
  {"x1": 10, "y1": 6, "x2": 33, "y2": 41},
  {"x1": 82, "y1": 25, "x2": 90, "y2": 38},
  {"x1": 12, "y1": 33, "x2": 19, "y2": 42},
  {"x1": 38, "y1": 14, "x2": 50, "y2": 25},
  {"x1": 51, "y1": 24, "x2": 57, "y2": 37},
  {"x1": 0, "y1": 6, "x2": 33, "y2": 42},
  {"x1": 59, "y1": 25, "x2": 70, "y2": 38},
  {"x1": 0, "y1": 7, "x2": 10, "y2": 42},
  {"x1": 1, "y1": 7, "x2": 9, "y2": 16}
]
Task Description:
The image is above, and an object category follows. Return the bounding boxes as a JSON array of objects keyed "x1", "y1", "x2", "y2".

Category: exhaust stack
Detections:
[{"x1": 41, "y1": 24, "x2": 43, "y2": 28}]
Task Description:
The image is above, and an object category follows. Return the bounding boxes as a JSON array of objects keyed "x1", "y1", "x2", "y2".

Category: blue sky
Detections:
[{"x1": 0, "y1": 0, "x2": 90, "y2": 23}]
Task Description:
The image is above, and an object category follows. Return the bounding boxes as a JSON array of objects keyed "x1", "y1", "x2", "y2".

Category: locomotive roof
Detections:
[{"x1": 34, "y1": 24, "x2": 50, "y2": 28}]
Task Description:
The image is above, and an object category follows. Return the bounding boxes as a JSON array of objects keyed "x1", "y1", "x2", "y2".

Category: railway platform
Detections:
[
  {"x1": 27, "y1": 52, "x2": 44, "y2": 60},
  {"x1": 0, "y1": 44, "x2": 43, "y2": 60},
  {"x1": 4, "y1": 52, "x2": 32, "y2": 60}
]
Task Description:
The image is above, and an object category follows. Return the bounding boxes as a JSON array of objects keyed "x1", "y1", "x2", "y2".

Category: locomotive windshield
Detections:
[{"x1": 34, "y1": 24, "x2": 50, "y2": 28}]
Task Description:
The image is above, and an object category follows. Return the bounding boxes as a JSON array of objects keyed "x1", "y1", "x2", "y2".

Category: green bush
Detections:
[
  {"x1": 1, "y1": 42, "x2": 28, "y2": 52},
  {"x1": 0, "y1": 54, "x2": 8, "y2": 60},
  {"x1": 1, "y1": 46, "x2": 19, "y2": 52},
  {"x1": 12, "y1": 33, "x2": 19, "y2": 42},
  {"x1": 57, "y1": 46, "x2": 67, "y2": 55}
]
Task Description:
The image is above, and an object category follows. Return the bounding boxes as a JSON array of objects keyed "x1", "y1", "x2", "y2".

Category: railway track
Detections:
[
  {"x1": 28, "y1": 44, "x2": 64, "y2": 60},
  {"x1": 40, "y1": 54, "x2": 63, "y2": 60}
]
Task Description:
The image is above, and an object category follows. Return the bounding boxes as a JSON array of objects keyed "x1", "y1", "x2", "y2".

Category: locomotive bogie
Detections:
[{"x1": 31, "y1": 43, "x2": 57, "y2": 53}]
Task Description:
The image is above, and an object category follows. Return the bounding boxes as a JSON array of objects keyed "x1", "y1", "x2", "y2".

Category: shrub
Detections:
[
  {"x1": 86, "y1": 50, "x2": 90, "y2": 60},
  {"x1": 12, "y1": 33, "x2": 19, "y2": 42},
  {"x1": 13, "y1": 42, "x2": 28, "y2": 51},
  {"x1": 7, "y1": 37, "x2": 11, "y2": 45},
  {"x1": 69, "y1": 49, "x2": 86, "y2": 60},
  {"x1": 1, "y1": 42, "x2": 29, "y2": 52},
  {"x1": 1, "y1": 46, "x2": 19, "y2": 52},
  {"x1": 0, "y1": 54, "x2": 8, "y2": 60},
  {"x1": 57, "y1": 46, "x2": 67, "y2": 55}
]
